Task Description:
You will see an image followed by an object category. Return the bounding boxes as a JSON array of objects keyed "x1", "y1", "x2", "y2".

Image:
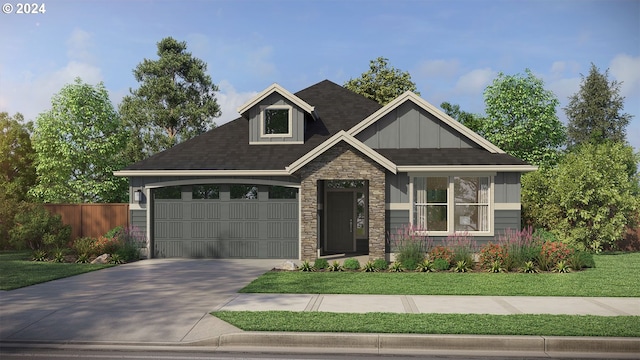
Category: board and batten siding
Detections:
[
  {"x1": 356, "y1": 101, "x2": 481, "y2": 149},
  {"x1": 247, "y1": 93, "x2": 305, "y2": 144}
]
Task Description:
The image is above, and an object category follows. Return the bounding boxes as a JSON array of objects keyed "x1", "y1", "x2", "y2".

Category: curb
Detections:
[{"x1": 2, "y1": 334, "x2": 639, "y2": 357}]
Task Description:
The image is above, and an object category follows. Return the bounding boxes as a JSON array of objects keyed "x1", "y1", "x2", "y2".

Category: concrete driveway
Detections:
[{"x1": 0, "y1": 258, "x2": 283, "y2": 344}]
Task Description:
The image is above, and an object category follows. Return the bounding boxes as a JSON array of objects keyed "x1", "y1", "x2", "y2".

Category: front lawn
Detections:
[
  {"x1": 240, "y1": 253, "x2": 640, "y2": 297},
  {"x1": 0, "y1": 251, "x2": 113, "y2": 290},
  {"x1": 213, "y1": 311, "x2": 640, "y2": 337}
]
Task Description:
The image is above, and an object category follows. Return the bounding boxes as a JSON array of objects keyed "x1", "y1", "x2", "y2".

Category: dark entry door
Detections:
[{"x1": 326, "y1": 191, "x2": 355, "y2": 253}]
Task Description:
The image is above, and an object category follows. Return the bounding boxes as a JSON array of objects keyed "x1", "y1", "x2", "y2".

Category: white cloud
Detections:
[
  {"x1": 245, "y1": 46, "x2": 276, "y2": 78},
  {"x1": 453, "y1": 68, "x2": 497, "y2": 95},
  {"x1": 0, "y1": 28, "x2": 102, "y2": 122},
  {"x1": 610, "y1": 54, "x2": 640, "y2": 100},
  {"x1": 549, "y1": 60, "x2": 581, "y2": 79},
  {"x1": 214, "y1": 80, "x2": 258, "y2": 125}
]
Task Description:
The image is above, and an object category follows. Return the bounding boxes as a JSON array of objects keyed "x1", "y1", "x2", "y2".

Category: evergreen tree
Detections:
[
  {"x1": 344, "y1": 57, "x2": 419, "y2": 105},
  {"x1": 565, "y1": 63, "x2": 632, "y2": 147}
]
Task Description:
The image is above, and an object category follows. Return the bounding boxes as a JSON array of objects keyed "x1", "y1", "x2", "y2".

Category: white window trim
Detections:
[
  {"x1": 409, "y1": 174, "x2": 494, "y2": 236},
  {"x1": 261, "y1": 105, "x2": 293, "y2": 138}
]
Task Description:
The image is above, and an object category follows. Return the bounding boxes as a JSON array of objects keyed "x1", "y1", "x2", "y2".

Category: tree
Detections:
[
  {"x1": 0, "y1": 112, "x2": 36, "y2": 200},
  {"x1": 344, "y1": 57, "x2": 419, "y2": 105},
  {"x1": 30, "y1": 78, "x2": 128, "y2": 203},
  {"x1": 0, "y1": 112, "x2": 37, "y2": 248},
  {"x1": 565, "y1": 63, "x2": 632, "y2": 147},
  {"x1": 522, "y1": 142, "x2": 639, "y2": 251},
  {"x1": 440, "y1": 102, "x2": 485, "y2": 135},
  {"x1": 119, "y1": 37, "x2": 221, "y2": 162},
  {"x1": 483, "y1": 69, "x2": 566, "y2": 167}
]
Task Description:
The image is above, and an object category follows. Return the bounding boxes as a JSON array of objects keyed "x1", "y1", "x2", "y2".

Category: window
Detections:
[
  {"x1": 192, "y1": 185, "x2": 220, "y2": 200},
  {"x1": 262, "y1": 106, "x2": 291, "y2": 136},
  {"x1": 230, "y1": 185, "x2": 258, "y2": 200},
  {"x1": 268, "y1": 186, "x2": 297, "y2": 199},
  {"x1": 413, "y1": 176, "x2": 491, "y2": 233},
  {"x1": 154, "y1": 186, "x2": 182, "y2": 200}
]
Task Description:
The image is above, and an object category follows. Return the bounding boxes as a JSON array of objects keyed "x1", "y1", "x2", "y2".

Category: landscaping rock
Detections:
[
  {"x1": 91, "y1": 254, "x2": 111, "y2": 264},
  {"x1": 274, "y1": 260, "x2": 297, "y2": 271}
]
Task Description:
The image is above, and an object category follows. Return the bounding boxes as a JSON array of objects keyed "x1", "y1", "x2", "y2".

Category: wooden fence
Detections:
[{"x1": 44, "y1": 204, "x2": 129, "y2": 240}]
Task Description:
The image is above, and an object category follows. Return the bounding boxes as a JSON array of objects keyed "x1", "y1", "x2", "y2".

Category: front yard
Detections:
[{"x1": 213, "y1": 252, "x2": 640, "y2": 337}]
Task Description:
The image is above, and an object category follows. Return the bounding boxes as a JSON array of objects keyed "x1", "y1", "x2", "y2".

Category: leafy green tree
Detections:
[
  {"x1": 0, "y1": 112, "x2": 37, "y2": 248},
  {"x1": 483, "y1": 69, "x2": 566, "y2": 167},
  {"x1": 0, "y1": 112, "x2": 36, "y2": 200},
  {"x1": 30, "y1": 78, "x2": 128, "y2": 203},
  {"x1": 565, "y1": 63, "x2": 632, "y2": 147},
  {"x1": 440, "y1": 102, "x2": 485, "y2": 135},
  {"x1": 522, "y1": 142, "x2": 639, "y2": 252},
  {"x1": 344, "y1": 57, "x2": 420, "y2": 105},
  {"x1": 119, "y1": 37, "x2": 221, "y2": 162}
]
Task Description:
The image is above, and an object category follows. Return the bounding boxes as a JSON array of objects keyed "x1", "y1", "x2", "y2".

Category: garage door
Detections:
[{"x1": 153, "y1": 185, "x2": 298, "y2": 258}]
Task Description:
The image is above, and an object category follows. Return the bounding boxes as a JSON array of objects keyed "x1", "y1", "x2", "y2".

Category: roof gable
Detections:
[
  {"x1": 237, "y1": 83, "x2": 315, "y2": 116},
  {"x1": 347, "y1": 91, "x2": 504, "y2": 153}
]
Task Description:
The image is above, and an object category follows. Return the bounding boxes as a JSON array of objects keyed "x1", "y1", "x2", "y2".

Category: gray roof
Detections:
[{"x1": 123, "y1": 80, "x2": 529, "y2": 171}]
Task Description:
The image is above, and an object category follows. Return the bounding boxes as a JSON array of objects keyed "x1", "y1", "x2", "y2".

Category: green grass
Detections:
[
  {"x1": 213, "y1": 311, "x2": 640, "y2": 337},
  {"x1": 240, "y1": 253, "x2": 640, "y2": 297},
  {"x1": 0, "y1": 251, "x2": 113, "y2": 290}
]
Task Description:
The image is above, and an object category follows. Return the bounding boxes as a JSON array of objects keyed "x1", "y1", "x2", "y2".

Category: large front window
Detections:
[{"x1": 413, "y1": 176, "x2": 491, "y2": 233}]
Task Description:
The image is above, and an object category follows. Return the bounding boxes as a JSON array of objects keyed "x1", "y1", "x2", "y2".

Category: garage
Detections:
[{"x1": 152, "y1": 184, "x2": 299, "y2": 258}]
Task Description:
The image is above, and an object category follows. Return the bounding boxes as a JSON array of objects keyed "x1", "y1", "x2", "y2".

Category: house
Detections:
[{"x1": 114, "y1": 80, "x2": 536, "y2": 260}]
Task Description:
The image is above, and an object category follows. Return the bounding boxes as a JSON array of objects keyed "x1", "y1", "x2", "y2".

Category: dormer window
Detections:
[{"x1": 262, "y1": 105, "x2": 292, "y2": 137}]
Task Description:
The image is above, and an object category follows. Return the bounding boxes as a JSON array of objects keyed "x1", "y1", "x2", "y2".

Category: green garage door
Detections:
[{"x1": 153, "y1": 185, "x2": 298, "y2": 258}]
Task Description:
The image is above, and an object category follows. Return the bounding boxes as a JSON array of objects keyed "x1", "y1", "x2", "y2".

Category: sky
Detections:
[{"x1": 1, "y1": 0, "x2": 639, "y2": 150}]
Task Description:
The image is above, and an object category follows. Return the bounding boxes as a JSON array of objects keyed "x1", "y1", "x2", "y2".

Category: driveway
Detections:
[{"x1": 0, "y1": 258, "x2": 283, "y2": 344}]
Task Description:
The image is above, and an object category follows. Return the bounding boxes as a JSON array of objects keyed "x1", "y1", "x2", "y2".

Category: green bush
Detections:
[
  {"x1": 314, "y1": 258, "x2": 329, "y2": 270},
  {"x1": 416, "y1": 259, "x2": 435, "y2": 272},
  {"x1": 372, "y1": 258, "x2": 388, "y2": 271},
  {"x1": 446, "y1": 232, "x2": 476, "y2": 265},
  {"x1": 115, "y1": 241, "x2": 140, "y2": 262},
  {"x1": 433, "y1": 258, "x2": 450, "y2": 271},
  {"x1": 362, "y1": 261, "x2": 377, "y2": 272},
  {"x1": 343, "y1": 258, "x2": 360, "y2": 271},
  {"x1": 568, "y1": 251, "x2": 596, "y2": 270},
  {"x1": 392, "y1": 225, "x2": 426, "y2": 272},
  {"x1": 328, "y1": 260, "x2": 343, "y2": 272},
  {"x1": 9, "y1": 203, "x2": 71, "y2": 250},
  {"x1": 72, "y1": 237, "x2": 97, "y2": 257},
  {"x1": 104, "y1": 225, "x2": 124, "y2": 239}
]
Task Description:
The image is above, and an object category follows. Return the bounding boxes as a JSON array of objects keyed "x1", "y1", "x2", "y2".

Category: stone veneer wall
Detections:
[{"x1": 295, "y1": 142, "x2": 386, "y2": 261}]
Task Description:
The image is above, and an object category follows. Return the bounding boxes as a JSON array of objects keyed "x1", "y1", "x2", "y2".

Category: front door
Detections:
[{"x1": 325, "y1": 191, "x2": 355, "y2": 253}]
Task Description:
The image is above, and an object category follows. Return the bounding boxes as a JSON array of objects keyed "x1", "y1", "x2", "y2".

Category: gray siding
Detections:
[
  {"x1": 386, "y1": 172, "x2": 409, "y2": 203},
  {"x1": 494, "y1": 173, "x2": 521, "y2": 203},
  {"x1": 357, "y1": 102, "x2": 480, "y2": 149},
  {"x1": 247, "y1": 93, "x2": 305, "y2": 144}
]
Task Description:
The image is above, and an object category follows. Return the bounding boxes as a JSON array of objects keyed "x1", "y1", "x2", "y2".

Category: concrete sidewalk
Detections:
[{"x1": 217, "y1": 293, "x2": 640, "y2": 316}]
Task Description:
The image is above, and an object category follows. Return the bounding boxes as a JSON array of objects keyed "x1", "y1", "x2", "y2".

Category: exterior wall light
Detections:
[{"x1": 134, "y1": 189, "x2": 142, "y2": 202}]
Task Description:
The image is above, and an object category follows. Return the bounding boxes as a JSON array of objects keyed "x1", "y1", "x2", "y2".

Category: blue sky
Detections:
[{"x1": 1, "y1": 0, "x2": 638, "y2": 149}]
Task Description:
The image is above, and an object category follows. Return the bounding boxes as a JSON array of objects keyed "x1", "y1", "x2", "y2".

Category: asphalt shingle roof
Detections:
[{"x1": 123, "y1": 80, "x2": 530, "y2": 171}]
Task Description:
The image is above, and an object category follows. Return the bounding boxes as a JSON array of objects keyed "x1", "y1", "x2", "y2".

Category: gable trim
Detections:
[
  {"x1": 114, "y1": 169, "x2": 291, "y2": 177},
  {"x1": 347, "y1": 91, "x2": 504, "y2": 153},
  {"x1": 237, "y1": 83, "x2": 315, "y2": 115},
  {"x1": 286, "y1": 130, "x2": 397, "y2": 174}
]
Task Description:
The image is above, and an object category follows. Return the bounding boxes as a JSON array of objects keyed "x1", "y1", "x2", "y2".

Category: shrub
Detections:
[
  {"x1": 521, "y1": 260, "x2": 538, "y2": 273},
  {"x1": 433, "y1": 258, "x2": 450, "y2": 271},
  {"x1": 372, "y1": 258, "x2": 388, "y2": 271},
  {"x1": 109, "y1": 253, "x2": 124, "y2": 264},
  {"x1": 75, "y1": 253, "x2": 90, "y2": 263},
  {"x1": 479, "y1": 243, "x2": 507, "y2": 270},
  {"x1": 105, "y1": 225, "x2": 124, "y2": 239},
  {"x1": 538, "y1": 241, "x2": 574, "y2": 271},
  {"x1": 72, "y1": 237, "x2": 97, "y2": 257},
  {"x1": 428, "y1": 246, "x2": 453, "y2": 265},
  {"x1": 389, "y1": 262, "x2": 403, "y2": 272},
  {"x1": 93, "y1": 236, "x2": 122, "y2": 255},
  {"x1": 32, "y1": 249, "x2": 47, "y2": 261},
  {"x1": 568, "y1": 251, "x2": 596, "y2": 270},
  {"x1": 314, "y1": 258, "x2": 329, "y2": 270},
  {"x1": 487, "y1": 260, "x2": 505, "y2": 273},
  {"x1": 453, "y1": 260, "x2": 471, "y2": 273},
  {"x1": 115, "y1": 241, "x2": 140, "y2": 262},
  {"x1": 328, "y1": 260, "x2": 343, "y2": 272},
  {"x1": 390, "y1": 224, "x2": 427, "y2": 271},
  {"x1": 416, "y1": 259, "x2": 435, "y2": 272},
  {"x1": 299, "y1": 260, "x2": 315, "y2": 272},
  {"x1": 446, "y1": 232, "x2": 476, "y2": 265},
  {"x1": 343, "y1": 258, "x2": 360, "y2": 271},
  {"x1": 497, "y1": 227, "x2": 541, "y2": 271},
  {"x1": 52, "y1": 248, "x2": 66, "y2": 263},
  {"x1": 362, "y1": 261, "x2": 377, "y2": 272},
  {"x1": 554, "y1": 260, "x2": 571, "y2": 273},
  {"x1": 9, "y1": 203, "x2": 71, "y2": 250}
]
